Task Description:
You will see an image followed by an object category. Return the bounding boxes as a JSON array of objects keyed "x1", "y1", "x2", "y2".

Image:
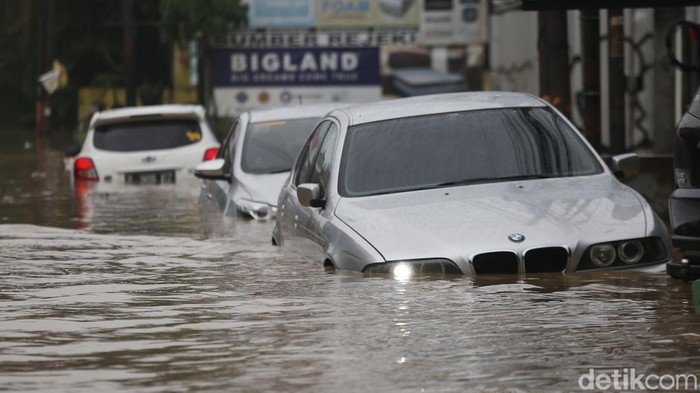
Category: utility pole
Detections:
[
  {"x1": 537, "y1": 11, "x2": 571, "y2": 118},
  {"x1": 35, "y1": 0, "x2": 46, "y2": 141},
  {"x1": 122, "y1": 0, "x2": 136, "y2": 106},
  {"x1": 653, "y1": 8, "x2": 685, "y2": 154},
  {"x1": 580, "y1": 10, "x2": 601, "y2": 149},
  {"x1": 608, "y1": 9, "x2": 626, "y2": 154}
]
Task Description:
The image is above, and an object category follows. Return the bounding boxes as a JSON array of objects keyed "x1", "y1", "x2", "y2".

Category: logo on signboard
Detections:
[
  {"x1": 236, "y1": 91, "x2": 248, "y2": 103},
  {"x1": 280, "y1": 91, "x2": 293, "y2": 103}
]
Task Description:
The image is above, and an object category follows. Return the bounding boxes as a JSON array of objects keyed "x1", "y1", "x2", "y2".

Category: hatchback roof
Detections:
[
  {"x1": 249, "y1": 103, "x2": 353, "y2": 123},
  {"x1": 90, "y1": 105, "x2": 205, "y2": 128},
  {"x1": 336, "y1": 92, "x2": 547, "y2": 126}
]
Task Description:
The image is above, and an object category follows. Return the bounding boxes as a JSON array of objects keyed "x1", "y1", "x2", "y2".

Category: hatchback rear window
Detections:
[{"x1": 93, "y1": 119, "x2": 202, "y2": 152}]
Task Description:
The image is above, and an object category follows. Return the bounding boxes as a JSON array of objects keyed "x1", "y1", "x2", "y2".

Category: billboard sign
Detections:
[
  {"x1": 418, "y1": 0, "x2": 487, "y2": 45},
  {"x1": 247, "y1": 0, "x2": 420, "y2": 29},
  {"x1": 212, "y1": 47, "x2": 380, "y2": 87},
  {"x1": 248, "y1": 0, "x2": 316, "y2": 28},
  {"x1": 316, "y1": 0, "x2": 419, "y2": 28},
  {"x1": 212, "y1": 47, "x2": 381, "y2": 114}
]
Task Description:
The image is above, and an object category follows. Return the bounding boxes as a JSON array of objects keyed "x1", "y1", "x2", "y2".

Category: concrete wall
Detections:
[
  {"x1": 488, "y1": 11, "x2": 539, "y2": 94},
  {"x1": 488, "y1": 7, "x2": 700, "y2": 155}
]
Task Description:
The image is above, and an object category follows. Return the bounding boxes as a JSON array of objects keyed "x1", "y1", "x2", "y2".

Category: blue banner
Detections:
[
  {"x1": 248, "y1": 0, "x2": 315, "y2": 28},
  {"x1": 212, "y1": 47, "x2": 380, "y2": 87}
]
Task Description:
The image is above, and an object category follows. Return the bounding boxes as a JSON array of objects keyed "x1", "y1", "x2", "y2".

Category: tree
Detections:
[{"x1": 160, "y1": 0, "x2": 246, "y2": 113}]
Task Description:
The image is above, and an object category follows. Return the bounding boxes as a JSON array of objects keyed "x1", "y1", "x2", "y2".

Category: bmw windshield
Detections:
[
  {"x1": 339, "y1": 107, "x2": 604, "y2": 197},
  {"x1": 241, "y1": 118, "x2": 319, "y2": 174}
]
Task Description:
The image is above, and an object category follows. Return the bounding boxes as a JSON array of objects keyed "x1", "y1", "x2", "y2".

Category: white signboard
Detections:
[
  {"x1": 214, "y1": 86, "x2": 381, "y2": 116},
  {"x1": 418, "y1": 0, "x2": 487, "y2": 45}
]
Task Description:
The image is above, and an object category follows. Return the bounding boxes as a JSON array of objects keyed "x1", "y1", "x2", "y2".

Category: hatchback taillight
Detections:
[
  {"x1": 203, "y1": 147, "x2": 219, "y2": 161},
  {"x1": 74, "y1": 157, "x2": 98, "y2": 181}
]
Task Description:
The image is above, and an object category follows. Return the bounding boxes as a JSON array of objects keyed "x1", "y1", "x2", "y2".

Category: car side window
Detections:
[
  {"x1": 222, "y1": 121, "x2": 240, "y2": 176},
  {"x1": 310, "y1": 123, "x2": 338, "y2": 197},
  {"x1": 292, "y1": 141, "x2": 310, "y2": 186},
  {"x1": 296, "y1": 121, "x2": 331, "y2": 186}
]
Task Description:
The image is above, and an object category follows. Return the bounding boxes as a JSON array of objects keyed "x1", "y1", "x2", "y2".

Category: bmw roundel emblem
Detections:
[{"x1": 508, "y1": 233, "x2": 525, "y2": 243}]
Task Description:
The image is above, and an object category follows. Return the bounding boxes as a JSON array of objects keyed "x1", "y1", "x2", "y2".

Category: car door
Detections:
[
  {"x1": 204, "y1": 120, "x2": 240, "y2": 211},
  {"x1": 302, "y1": 121, "x2": 340, "y2": 263},
  {"x1": 280, "y1": 120, "x2": 331, "y2": 259}
]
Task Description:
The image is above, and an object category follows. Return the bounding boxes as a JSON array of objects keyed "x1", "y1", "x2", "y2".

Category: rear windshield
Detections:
[
  {"x1": 339, "y1": 107, "x2": 603, "y2": 197},
  {"x1": 241, "y1": 118, "x2": 319, "y2": 174},
  {"x1": 93, "y1": 119, "x2": 202, "y2": 152}
]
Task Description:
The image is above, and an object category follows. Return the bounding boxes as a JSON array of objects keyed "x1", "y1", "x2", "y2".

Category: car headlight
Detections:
[
  {"x1": 363, "y1": 259, "x2": 462, "y2": 277},
  {"x1": 590, "y1": 244, "x2": 616, "y2": 267},
  {"x1": 579, "y1": 237, "x2": 668, "y2": 270},
  {"x1": 234, "y1": 199, "x2": 276, "y2": 220},
  {"x1": 618, "y1": 240, "x2": 643, "y2": 264}
]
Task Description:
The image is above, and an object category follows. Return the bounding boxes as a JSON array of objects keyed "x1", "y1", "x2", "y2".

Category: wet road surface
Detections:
[{"x1": 0, "y1": 146, "x2": 699, "y2": 392}]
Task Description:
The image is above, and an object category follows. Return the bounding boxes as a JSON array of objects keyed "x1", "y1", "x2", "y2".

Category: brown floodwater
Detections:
[{"x1": 0, "y1": 142, "x2": 699, "y2": 392}]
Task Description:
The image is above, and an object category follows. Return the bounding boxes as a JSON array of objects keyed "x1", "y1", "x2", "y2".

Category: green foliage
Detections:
[
  {"x1": 0, "y1": 1, "x2": 39, "y2": 125},
  {"x1": 159, "y1": 0, "x2": 246, "y2": 42}
]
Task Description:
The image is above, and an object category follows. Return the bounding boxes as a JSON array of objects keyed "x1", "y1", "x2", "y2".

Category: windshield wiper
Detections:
[
  {"x1": 265, "y1": 168, "x2": 291, "y2": 174},
  {"x1": 435, "y1": 174, "x2": 558, "y2": 188},
  {"x1": 357, "y1": 174, "x2": 561, "y2": 197}
]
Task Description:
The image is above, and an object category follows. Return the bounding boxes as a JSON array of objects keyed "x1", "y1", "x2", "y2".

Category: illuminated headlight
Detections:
[
  {"x1": 363, "y1": 259, "x2": 462, "y2": 277},
  {"x1": 235, "y1": 199, "x2": 276, "y2": 220},
  {"x1": 618, "y1": 240, "x2": 643, "y2": 264},
  {"x1": 589, "y1": 244, "x2": 616, "y2": 267}
]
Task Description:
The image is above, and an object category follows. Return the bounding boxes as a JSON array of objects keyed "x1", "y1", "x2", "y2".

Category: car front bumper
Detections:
[{"x1": 667, "y1": 258, "x2": 700, "y2": 280}]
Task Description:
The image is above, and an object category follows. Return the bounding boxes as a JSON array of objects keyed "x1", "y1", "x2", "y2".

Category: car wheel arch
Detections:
[{"x1": 323, "y1": 258, "x2": 336, "y2": 271}]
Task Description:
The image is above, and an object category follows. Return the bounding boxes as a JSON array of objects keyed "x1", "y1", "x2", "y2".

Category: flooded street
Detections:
[{"x1": 1, "y1": 146, "x2": 699, "y2": 392}]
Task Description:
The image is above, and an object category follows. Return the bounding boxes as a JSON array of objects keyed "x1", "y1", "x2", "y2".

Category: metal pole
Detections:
[
  {"x1": 35, "y1": 0, "x2": 46, "y2": 140},
  {"x1": 608, "y1": 9, "x2": 626, "y2": 153},
  {"x1": 580, "y1": 9, "x2": 601, "y2": 149},
  {"x1": 537, "y1": 10, "x2": 572, "y2": 117},
  {"x1": 122, "y1": 0, "x2": 136, "y2": 106},
  {"x1": 653, "y1": 7, "x2": 685, "y2": 154},
  {"x1": 44, "y1": 0, "x2": 53, "y2": 136}
]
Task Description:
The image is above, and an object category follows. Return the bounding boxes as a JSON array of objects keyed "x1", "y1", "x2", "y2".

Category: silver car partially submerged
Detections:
[
  {"x1": 195, "y1": 103, "x2": 349, "y2": 220},
  {"x1": 272, "y1": 92, "x2": 671, "y2": 276}
]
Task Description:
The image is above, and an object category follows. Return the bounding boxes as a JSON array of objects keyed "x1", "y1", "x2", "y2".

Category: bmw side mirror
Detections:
[
  {"x1": 611, "y1": 153, "x2": 640, "y2": 179},
  {"x1": 194, "y1": 158, "x2": 230, "y2": 181},
  {"x1": 297, "y1": 183, "x2": 325, "y2": 208}
]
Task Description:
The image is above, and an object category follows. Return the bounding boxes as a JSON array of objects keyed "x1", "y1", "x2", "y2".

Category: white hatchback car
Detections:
[
  {"x1": 195, "y1": 103, "x2": 349, "y2": 220},
  {"x1": 73, "y1": 105, "x2": 219, "y2": 185}
]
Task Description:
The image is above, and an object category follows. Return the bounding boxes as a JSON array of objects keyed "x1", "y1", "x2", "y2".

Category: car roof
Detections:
[
  {"x1": 90, "y1": 105, "x2": 205, "y2": 128},
  {"x1": 334, "y1": 92, "x2": 547, "y2": 126},
  {"x1": 248, "y1": 103, "x2": 354, "y2": 123}
]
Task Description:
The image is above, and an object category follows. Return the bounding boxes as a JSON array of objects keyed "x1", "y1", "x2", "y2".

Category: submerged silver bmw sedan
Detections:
[{"x1": 272, "y1": 92, "x2": 672, "y2": 276}]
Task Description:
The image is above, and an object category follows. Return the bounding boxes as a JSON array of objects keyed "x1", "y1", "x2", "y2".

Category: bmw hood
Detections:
[{"x1": 334, "y1": 175, "x2": 649, "y2": 263}]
